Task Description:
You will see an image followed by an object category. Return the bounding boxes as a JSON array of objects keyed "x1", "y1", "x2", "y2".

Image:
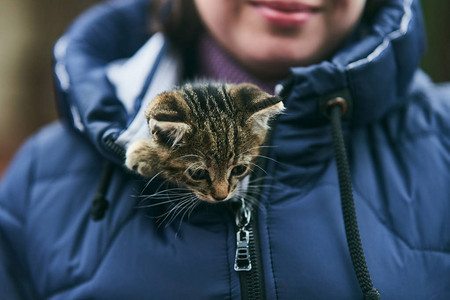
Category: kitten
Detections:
[{"x1": 125, "y1": 82, "x2": 284, "y2": 203}]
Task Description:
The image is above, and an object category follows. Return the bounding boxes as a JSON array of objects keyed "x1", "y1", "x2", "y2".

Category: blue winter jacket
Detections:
[{"x1": 1, "y1": 0, "x2": 450, "y2": 299}]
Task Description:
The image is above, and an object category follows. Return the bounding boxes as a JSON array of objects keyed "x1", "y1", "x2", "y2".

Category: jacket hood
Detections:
[{"x1": 53, "y1": 0, "x2": 425, "y2": 163}]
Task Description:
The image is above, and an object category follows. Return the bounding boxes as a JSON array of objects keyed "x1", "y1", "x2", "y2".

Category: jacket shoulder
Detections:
[
  {"x1": 408, "y1": 71, "x2": 450, "y2": 131},
  {"x1": 30, "y1": 122, "x2": 102, "y2": 178},
  {"x1": 1, "y1": 122, "x2": 102, "y2": 218},
  {"x1": 383, "y1": 70, "x2": 450, "y2": 140},
  {"x1": 352, "y1": 71, "x2": 450, "y2": 253}
]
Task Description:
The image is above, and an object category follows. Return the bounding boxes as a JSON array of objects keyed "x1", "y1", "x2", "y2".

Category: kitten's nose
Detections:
[
  {"x1": 213, "y1": 195, "x2": 227, "y2": 202},
  {"x1": 212, "y1": 182, "x2": 229, "y2": 201}
]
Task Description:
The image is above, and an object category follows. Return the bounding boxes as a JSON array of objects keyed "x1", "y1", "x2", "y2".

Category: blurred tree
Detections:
[
  {"x1": 421, "y1": 1, "x2": 450, "y2": 83},
  {"x1": 0, "y1": 0, "x2": 100, "y2": 174}
]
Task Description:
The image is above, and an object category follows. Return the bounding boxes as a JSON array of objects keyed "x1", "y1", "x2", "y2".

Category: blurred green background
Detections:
[
  {"x1": 421, "y1": 1, "x2": 450, "y2": 83},
  {"x1": 0, "y1": 0, "x2": 449, "y2": 174}
]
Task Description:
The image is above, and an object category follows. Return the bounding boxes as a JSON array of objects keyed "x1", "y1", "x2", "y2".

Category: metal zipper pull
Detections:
[{"x1": 234, "y1": 198, "x2": 252, "y2": 272}]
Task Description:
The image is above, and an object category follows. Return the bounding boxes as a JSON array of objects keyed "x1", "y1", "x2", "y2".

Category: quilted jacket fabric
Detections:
[{"x1": 1, "y1": 0, "x2": 450, "y2": 299}]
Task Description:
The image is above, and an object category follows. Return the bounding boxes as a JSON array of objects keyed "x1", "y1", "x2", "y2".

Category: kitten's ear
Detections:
[
  {"x1": 148, "y1": 117, "x2": 190, "y2": 148},
  {"x1": 146, "y1": 91, "x2": 191, "y2": 148},
  {"x1": 231, "y1": 83, "x2": 285, "y2": 135}
]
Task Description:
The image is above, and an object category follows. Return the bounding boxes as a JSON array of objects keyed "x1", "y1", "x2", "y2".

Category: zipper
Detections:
[
  {"x1": 234, "y1": 198, "x2": 252, "y2": 271},
  {"x1": 233, "y1": 198, "x2": 266, "y2": 300},
  {"x1": 231, "y1": 121, "x2": 279, "y2": 300},
  {"x1": 104, "y1": 136, "x2": 126, "y2": 160}
]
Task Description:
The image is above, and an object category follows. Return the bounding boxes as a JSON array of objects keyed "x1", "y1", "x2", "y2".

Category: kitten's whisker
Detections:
[
  {"x1": 137, "y1": 194, "x2": 186, "y2": 205},
  {"x1": 156, "y1": 202, "x2": 183, "y2": 228},
  {"x1": 136, "y1": 194, "x2": 182, "y2": 202},
  {"x1": 139, "y1": 189, "x2": 193, "y2": 199},
  {"x1": 184, "y1": 161, "x2": 206, "y2": 175},
  {"x1": 135, "y1": 186, "x2": 194, "y2": 209},
  {"x1": 235, "y1": 180, "x2": 281, "y2": 211},
  {"x1": 239, "y1": 193, "x2": 265, "y2": 212},
  {"x1": 135, "y1": 196, "x2": 189, "y2": 208},
  {"x1": 193, "y1": 148, "x2": 206, "y2": 159},
  {"x1": 247, "y1": 162, "x2": 267, "y2": 175},
  {"x1": 136, "y1": 187, "x2": 191, "y2": 198},
  {"x1": 246, "y1": 165, "x2": 270, "y2": 179},
  {"x1": 140, "y1": 171, "x2": 164, "y2": 195},
  {"x1": 247, "y1": 176, "x2": 278, "y2": 187},
  {"x1": 163, "y1": 205, "x2": 183, "y2": 227},
  {"x1": 248, "y1": 154, "x2": 280, "y2": 164},
  {"x1": 176, "y1": 197, "x2": 200, "y2": 232},
  {"x1": 248, "y1": 176, "x2": 270, "y2": 183},
  {"x1": 142, "y1": 180, "x2": 172, "y2": 200},
  {"x1": 246, "y1": 181, "x2": 281, "y2": 189},
  {"x1": 187, "y1": 199, "x2": 201, "y2": 220},
  {"x1": 164, "y1": 197, "x2": 195, "y2": 227},
  {"x1": 157, "y1": 196, "x2": 192, "y2": 219},
  {"x1": 244, "y1": 184, "x2": 282, "y2": 196},
  {"x1": 137, "y1": 193, "x2": 191, "y2": 202},
  {"x1": 138, "y1": 192, "x2": 193, "y2": 206},
  {"x1": 249, "y1": 198, "x2": 265, "y2": 212}
]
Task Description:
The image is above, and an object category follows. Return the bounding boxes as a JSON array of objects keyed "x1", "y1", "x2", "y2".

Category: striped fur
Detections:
[{"x1": 126, "y1": 82, "x2": 284, "y2": 203}]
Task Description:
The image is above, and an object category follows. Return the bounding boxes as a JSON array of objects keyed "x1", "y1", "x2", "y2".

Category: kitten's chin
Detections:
[{"x1": 195, "y1": 192, "x2": 235, "y2": 204}]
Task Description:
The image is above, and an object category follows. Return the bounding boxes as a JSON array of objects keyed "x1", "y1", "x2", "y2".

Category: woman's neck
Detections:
[{"x1": 197, "y1": 34, "x2": 280, "y2": 94}]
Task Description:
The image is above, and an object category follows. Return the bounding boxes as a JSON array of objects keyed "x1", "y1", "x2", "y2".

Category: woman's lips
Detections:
[{"x1": 249, "y1": 1, "x2": 322, "y2": 28}]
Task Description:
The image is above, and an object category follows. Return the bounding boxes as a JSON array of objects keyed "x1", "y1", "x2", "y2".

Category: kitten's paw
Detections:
[{"x1": 125, "y1": 140, "x2": 154, "y2": 177}]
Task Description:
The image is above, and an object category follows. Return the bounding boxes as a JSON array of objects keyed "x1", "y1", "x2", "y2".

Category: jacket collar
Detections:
[{"x1": 105, "y1": 33, "x2": 182, "y2": 151}]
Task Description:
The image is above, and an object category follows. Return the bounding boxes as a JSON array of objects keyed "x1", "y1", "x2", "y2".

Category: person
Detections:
[{"x1": 1, "y1": 0, "x2": 449, "y2": 299}]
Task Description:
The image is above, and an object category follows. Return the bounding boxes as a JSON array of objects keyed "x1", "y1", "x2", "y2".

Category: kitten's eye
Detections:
[
  {"x1": 188, "y1": 168, "x2": 210, "y2": 181},
  {"x1": 231, "y1": 165, "x2": 248, "y2": 177}
]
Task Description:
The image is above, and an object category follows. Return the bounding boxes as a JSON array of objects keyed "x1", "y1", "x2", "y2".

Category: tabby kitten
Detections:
[{"x1": 125, "y1": 82, "x2": 284, "y2": 203}]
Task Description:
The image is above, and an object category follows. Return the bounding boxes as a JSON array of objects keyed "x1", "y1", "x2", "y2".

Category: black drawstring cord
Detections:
[
  {"x1": 91, "y1": 161, "x2": 114, "y2": 221},
  {"x1": 327, "y1": 98, "x2": 380, "y2": 300}
]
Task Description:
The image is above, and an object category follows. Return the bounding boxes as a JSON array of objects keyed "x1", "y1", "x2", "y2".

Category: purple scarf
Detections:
[{"x1": 197, "y1": 34, "x2": 279, "y2": 94}]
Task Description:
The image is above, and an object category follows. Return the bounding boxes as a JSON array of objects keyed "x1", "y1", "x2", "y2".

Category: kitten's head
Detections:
[{"x1": 140, "y1": 82, "x2": 284, "y2": 203}]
